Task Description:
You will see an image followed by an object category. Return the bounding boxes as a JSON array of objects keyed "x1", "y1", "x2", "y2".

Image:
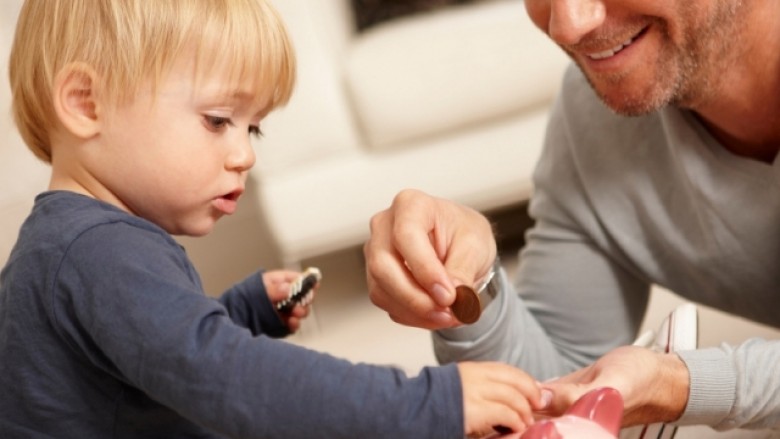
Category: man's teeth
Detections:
[{"x1": 588, "y1": 37, "x2": 635, "y2": 60}]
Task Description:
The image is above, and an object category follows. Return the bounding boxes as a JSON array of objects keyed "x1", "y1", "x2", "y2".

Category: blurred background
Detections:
[{"x1": 1, "y1": 4, "x2": 779, "y2": 437}]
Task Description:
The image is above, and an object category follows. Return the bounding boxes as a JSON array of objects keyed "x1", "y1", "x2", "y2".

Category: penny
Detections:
[{"x1": 451, "y1": 285, "x2": 481, "y2": 324}]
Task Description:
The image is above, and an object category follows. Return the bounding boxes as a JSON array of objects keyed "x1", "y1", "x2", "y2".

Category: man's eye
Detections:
[
  {"x1": 248, "y1": 125, "x2": 263, "y2": 139},
  {"x1": 204, "y1": 115, "x2": 231, "y2": 131}
]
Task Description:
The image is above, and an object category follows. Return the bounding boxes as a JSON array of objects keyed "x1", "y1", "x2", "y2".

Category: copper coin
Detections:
[{"x1": 451, "y1": 285, "x2": 481, "y2": 324}]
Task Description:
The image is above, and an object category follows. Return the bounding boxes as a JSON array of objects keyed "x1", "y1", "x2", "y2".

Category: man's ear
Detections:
[{"x1": 52, "y1": 62, "x2": 101, "y2": 139}]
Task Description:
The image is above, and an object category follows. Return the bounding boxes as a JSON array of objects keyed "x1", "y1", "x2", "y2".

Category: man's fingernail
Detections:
[
  {"x1": 540, "y1": 389, "x2": 553, "y2": 409},
  {"x1": 431, "y1": 283, "x2": 452, "y2": 305},
  {"x1": 428, "y1": 310, "x2": 453, "y2": 325}
]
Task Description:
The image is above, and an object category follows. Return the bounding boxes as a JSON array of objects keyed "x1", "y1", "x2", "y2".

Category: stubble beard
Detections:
[{"x1": 575, "y1": 2, "x2": 743, "y2": 117}]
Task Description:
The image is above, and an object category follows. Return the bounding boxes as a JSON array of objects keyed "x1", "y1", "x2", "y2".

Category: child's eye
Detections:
[
  {"x1": 248, "y1": 125, "x2": 263, "y2": 139},
  {"x1": 204, "y1": 115, "x2": 231, "y2": 131}
]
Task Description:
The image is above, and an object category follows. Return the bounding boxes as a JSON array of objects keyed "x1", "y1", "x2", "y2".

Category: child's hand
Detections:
[
  {"x1": 263, "y1": 270, "x2": 317, "y2": 332},
  {"x1": 458, "y1": 362, "x2": 549, "y2": 438}
]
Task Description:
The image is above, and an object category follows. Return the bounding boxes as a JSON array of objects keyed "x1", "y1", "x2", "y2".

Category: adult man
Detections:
[{"x1": 364, "y1": 0, "x2": 780, "y2": 431}]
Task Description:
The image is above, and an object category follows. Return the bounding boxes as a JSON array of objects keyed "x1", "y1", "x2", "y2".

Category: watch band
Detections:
[
  {"x1": 476, "y1": 257, "x2": 502, "y2": 311},
  {"x1": 449, "y1": 257, "x2": 504, "y2": 324}
]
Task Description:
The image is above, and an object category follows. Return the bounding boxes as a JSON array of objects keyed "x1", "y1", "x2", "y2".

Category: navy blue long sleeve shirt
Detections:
[{"x1": 0, "y1": 191, "x2": 462, "y2": 438}]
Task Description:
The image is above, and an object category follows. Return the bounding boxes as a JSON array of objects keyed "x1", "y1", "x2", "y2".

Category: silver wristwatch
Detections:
[
  {"x1": 475, "y1": 257, "x2": 502, "y2": 311},
  {"x1": 450, "y1": 257, "x2": 504, "y2": 324}
]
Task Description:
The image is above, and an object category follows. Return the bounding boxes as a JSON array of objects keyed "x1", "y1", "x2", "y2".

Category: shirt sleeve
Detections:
[
  {"x1": 677, "y1": 339, "x2": 780, "y2": 430},
  {"x1": 52, "y1": 222, "x2": 464, "y2": 438}
]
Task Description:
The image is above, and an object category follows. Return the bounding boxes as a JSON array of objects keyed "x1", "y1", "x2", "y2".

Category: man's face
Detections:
[{"x1": 524, "y1": 0, "x2": 745, "y2": 116}]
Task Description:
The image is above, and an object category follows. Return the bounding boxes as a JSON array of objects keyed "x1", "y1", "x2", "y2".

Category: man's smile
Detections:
[{"x1": 577, "y1": 25, "x2": 650, "y2": 62}]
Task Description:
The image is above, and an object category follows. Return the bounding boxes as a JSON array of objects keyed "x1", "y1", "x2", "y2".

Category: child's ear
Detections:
[{"x1": 53, "y1": 62, "x2": 101, "y2": 139}]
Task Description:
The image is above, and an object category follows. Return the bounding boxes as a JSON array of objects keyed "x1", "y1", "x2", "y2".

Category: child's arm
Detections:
[
  {"x1": 458, "y1": 361, "x2": 549, "y2": 437},
  {"x1": 51, "y1": 222, "x2": 470, "y2": 437}
]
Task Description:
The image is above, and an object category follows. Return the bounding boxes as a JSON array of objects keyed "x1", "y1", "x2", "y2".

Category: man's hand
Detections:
[
  {"x1": 364, "y1": 189, "x2": 497, "y2": 329},
  {"x1": 540, "y1": 346, "x2": 690, "y2": 426}
]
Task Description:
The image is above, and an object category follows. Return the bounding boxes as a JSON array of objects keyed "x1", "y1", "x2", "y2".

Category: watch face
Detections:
[{"x1": 451, "y1": 285, "x2": 481, "y2": 324}]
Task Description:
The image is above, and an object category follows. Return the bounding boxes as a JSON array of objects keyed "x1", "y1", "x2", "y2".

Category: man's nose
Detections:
[{"x1": 548, "y1": 0, "x2": 606, "y2": 45}]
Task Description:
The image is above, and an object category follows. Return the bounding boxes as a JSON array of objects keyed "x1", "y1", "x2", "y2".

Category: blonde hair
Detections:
[{"x1": 9, "y1": 0, "x2": 296, "y2": 163}]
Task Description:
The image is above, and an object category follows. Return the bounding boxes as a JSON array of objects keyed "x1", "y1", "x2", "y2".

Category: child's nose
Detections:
[
  {"x1": 548, "y1": 0, "x2": 606, "y2": 46},
  {"x1": 227, "y1": 137, "x2": 256, "y2": 172}
]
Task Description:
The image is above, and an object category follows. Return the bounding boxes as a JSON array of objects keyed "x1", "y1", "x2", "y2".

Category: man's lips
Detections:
[{"x1": 582, "y1": 26, "x2": 649, "y2": 60}]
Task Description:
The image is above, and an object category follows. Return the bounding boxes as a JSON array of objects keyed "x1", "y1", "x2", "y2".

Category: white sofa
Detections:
[{"x1": 257, "y1": 0, "x2": 570, "y2": 266}]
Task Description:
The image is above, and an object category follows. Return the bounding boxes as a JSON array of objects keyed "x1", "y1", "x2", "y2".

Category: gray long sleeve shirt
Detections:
[
  {"x1": 435, "y1": 65, "x2": 780, "y2": 432},
  {"x1": 0, "y1": 191, "x2": 462, "y2": 438}
]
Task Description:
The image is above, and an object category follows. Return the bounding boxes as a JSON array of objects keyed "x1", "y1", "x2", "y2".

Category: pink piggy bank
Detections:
[{"x1": 489, "y1": 387, "x2": 623, "y2": 439}]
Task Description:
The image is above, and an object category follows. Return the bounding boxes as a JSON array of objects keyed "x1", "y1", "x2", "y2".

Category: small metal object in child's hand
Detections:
[{"x1": 276, "y1": 267, "x2": 322, "y2": 314}]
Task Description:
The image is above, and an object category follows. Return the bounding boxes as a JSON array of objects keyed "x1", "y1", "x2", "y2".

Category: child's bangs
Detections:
[{"x1": 192, "y1": 0, "x2": 295, "y2": 111}]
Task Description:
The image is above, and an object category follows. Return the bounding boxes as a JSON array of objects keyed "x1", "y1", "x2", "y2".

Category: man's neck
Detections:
[
  {"x1": 691, "y1": 5, "x2": 780, "y2": 164},
  {"x1": 695, "y1": 94, "x2": 780, "y2": 163}
]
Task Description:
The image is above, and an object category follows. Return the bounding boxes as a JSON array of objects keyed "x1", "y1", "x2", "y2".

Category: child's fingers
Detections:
[
  {"x1": 274, "y1": 270, "x2": 302, "y2": 283},
  {"x1": 281, "y1": 295, "x2": 316, "y2": 333},
  {"x1": 472, "y1": 404, "x2": 527, "y2": 438},
  {"x1": 285, "y1": 317, "x2": 301, "y2": 333},
  {"x1": 459, "y1": 362, "x2": 542, "y2": 434},
  {"x1": 263, "y1": 269, "x2": 300, "y2": 286},
  {"x1": 290, "y1": 303, "x2": 311, "y2": 319},
  {"x1": 482, "y1": 363, "x2": 544, "y2": 409},
  {"x1": 272, "y1": 282, "x2": 292, "y2": 302},
  {"x1": 486, "y1": 380, "x2": 536, "y2": 428},
  {"x1": 270, "y1": 267, "x2": 321, "y2": 314},
  {"x1": 463, "y1": 402, "x2": 523, "y2": 438}
]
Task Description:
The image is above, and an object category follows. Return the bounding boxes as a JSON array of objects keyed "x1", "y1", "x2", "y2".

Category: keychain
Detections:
[{"x1": 276, "y1": 267, "x2": 322, "y2": 314}]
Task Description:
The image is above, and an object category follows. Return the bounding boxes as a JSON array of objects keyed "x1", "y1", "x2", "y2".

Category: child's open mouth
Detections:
[{"x1": 213, "y1": 189, "x2": 243, "y2": 215}]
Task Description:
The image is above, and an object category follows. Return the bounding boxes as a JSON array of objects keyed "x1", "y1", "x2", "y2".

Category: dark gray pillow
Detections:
[{"x1": 352, "y1": 0, "x2": 481, "y2": 31}]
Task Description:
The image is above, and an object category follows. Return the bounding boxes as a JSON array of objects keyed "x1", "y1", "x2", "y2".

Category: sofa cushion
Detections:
[{"x1": 344, "y1": 0, "x2": 568, "y2": 152}]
